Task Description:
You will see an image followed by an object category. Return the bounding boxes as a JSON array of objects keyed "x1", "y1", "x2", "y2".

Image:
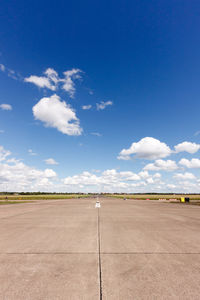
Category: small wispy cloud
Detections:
[
  {"x1": 0, "y1": 129, "x2": 4, "y2": 133},
  {"x1": 91, "y1": 132, "x2": 102, "y2": 137},
  {"x1": 25, "y1": 68, "x2": 82, "y2": 98},
  {"x1": 0, "y1": 104, "x2": 12, "y2": 111},
  {"x1": 61, "y1": 68, "x2": 82, "y2": 98},
  {"x1": 96, "y1": 101, "x2": 113, "y2": 110},
  {"x1": 82, "y1": 105, "x2": 92, "y2": 110},
  {"x1": 194, "y1": 130, "x2": 200, "y2": 136},
  {"x1": 0, "y1": 63, "x2": 21, "y2": 80},
  {"x1": 0, "y1": 64, "x2": 5, "y2": 72},
  {"x1": 28, "y1": 149, "x2": 37, "y2": 156},
  {"x1": 44, "y1": 158, "x2": 58, "y2": 165}
]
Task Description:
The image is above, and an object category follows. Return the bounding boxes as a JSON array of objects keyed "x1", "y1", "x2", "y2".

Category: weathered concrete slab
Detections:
[
  {"x1": 101, "y1": 253, "x2": 200, "y2": 300},
  {"x1": 0, "y1": 200, "x2": 98, "y2": 253},
  {"x1": 0, "y1": 198, "x2": 200, "y2": 299},
  {"x1": 100, "y1": 199, "x2": 200, "y2": 253},
  {"x1": 0, "y1": 253, "x2": 99, "y2": 300}
]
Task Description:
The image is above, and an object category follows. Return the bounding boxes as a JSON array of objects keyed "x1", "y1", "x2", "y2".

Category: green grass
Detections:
[
  {"x1": 0, "y1": 201, "x2": 33, "y2": 205},
  {"x1": 106, "y1": 194, "x2": 200, "y2": 201},
  {"x1": 0, "y1": 194, "x2": 91, "y2": 201}
]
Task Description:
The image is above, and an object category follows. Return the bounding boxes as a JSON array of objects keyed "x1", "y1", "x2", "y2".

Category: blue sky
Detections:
[{"x1": 0, "y1": 0, "x2": 200, "y2": 192}]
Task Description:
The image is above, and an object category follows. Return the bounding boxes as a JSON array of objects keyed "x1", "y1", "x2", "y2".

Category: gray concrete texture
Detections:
[{"x1": 0, "y1": 198, "x2": 200, "y2": 299}]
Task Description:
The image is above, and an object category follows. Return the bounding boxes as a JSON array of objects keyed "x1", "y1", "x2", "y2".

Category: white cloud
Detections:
[
  {"x1": 194, "y1": 131, "x2": 200, "y2": 136},
  {"x1": 0, "y1": 64, "x2": 5, "y2": 71},
  {"x1": 32, "y1": 94, "x2": 82, "y2": 136},
  {"x1": 96, "y1": 101, "x2": 113, "y2": 110},
  {"x1": 0, "y1": 162, "x2": 57, "y2": 190},
  {"x1": 146, "y1": 177, "x2": 154, "y2": 184},
  {"x1": 0, "y1": 145, "x2": 57, "y2": 191},
  {"x1": 118, "y1": 137, "x2": 171, "y2": 160},
  {"x1": 117, "y1": 155, "x2": 131, "y2": 160},
  {"x1": 24, "y1": 68, "x2": 82, "y2": 97},
  {"x1": 91, "y1": 132, "x2": 102, "y2": 137},
  {"x1": 24, "y1": 67, "x2": 59, "y2": 91},
  {"x1": 44, "y1": 68, "x2": 59, "y2": 84},
  {"x1": 82, "y1": 105, "x2": 92, "y2": 110},
  {"x1": 179, "y1": 158, "x2": 200, "y2": 169},
  {"x1": 173, "y1": 172, "x2": 196, "y2": 180},
  {"x1": 0, "y1": 63, "x2": 21, "y2": 80},
  {"x1": 28, "y1": 149, "x2": 37, "y2": 156},
  {"x1": 0, "y1": 145, "x2": 11, "y2": 162},
  {"x1": 0, "y1": 104, "x2": 12, "y2": 111},
  {"x1": 63, "y1": 169, "x2": 143, "y2": 187},
  {"x1": 24, "y1": 75, "x2": 56, "y2": 90},
  {"x1": 153, "y1": 173, "x2": 161, "y2": 178},
  {"x1": 174, "y1": 141, "x2": 200, "y2": 154},
  {"x1": 138, "y1": 170, "x2": 150, "y2": 179},
  {"x1": 44, "y1": 168, "x2": 57, "y2": 178},
  {"x1": 167, "y1": 184, "x2": 176, "y2": 189},
  {"x1": 61, "y1": 68, "x2": 82, "y2": 97},
  {"x1": 45, "y1": 158, "x2": 58, "y2": 165},
  {"x1": 144, "y1": 159, "x2": 178, "y2": 171},
  {"x1": 0, "y1": 130, "x2": 4, "y2": 133},
  {"x1": 0, "y1": 144, "x2": 199, "y2": 193},
  {"x1": 63, "y1": 169, "x2": 164, "y2": 193}
]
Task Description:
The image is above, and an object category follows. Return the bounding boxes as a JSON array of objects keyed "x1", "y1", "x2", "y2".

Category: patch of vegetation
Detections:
[
  {"x1": 0, "y1": 201, "x2": 33, "y2": 205},
  {"x1": 0, "y1": 194, "x2": 91, "y2": 201},
  {"x1": 105, "y1": 194, "x2": 200, "y2": 201}
]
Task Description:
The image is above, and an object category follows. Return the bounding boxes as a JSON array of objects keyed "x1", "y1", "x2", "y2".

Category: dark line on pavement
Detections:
[
  {"x1": 101, "y1": 252, "x2": 200, "y2": 255},
  {"x1": 97, "y1": 207, "x2": 103, "y2": 300},
  {"x1": 0, "y1": 252, "x2": 199, "y2": 255},
  {"x1": 0, "y1": 252, "x2": 98, "y2": 255}
]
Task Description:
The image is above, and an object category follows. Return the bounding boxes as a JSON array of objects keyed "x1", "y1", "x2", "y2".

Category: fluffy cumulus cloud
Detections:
[
  {"x1": 24, "y1": 67, "x2": 82, "y2": 97},
  {"x1": 32, "y1": 94, "x2": 82, "y2": 136},
  {"x1": 63, "y1": 169, "x2": 164, "y2": 192},
  {"x1": 179, "y1": 158, "x2": 200, "y2": 169},
  {"x1": 174, "y1": 142, "x2": 200, "y2": 154},
  {"x1": 173, "y1": 172, "x2": 196, "y2": 180},
  {"x1": 0, "y1": 146, "x2": 57, "y2": 192},
  {"x1": 0, "y1": 146, "x2": 11, "y2": 162},
  {"x1": 45, "y1": 158, "x2": 59, "y2": 165},
  {"x1": 0, "y1": 104, "x2": 12, "y2": 111},
  {"x1": 144, "y1": 159, "x2": 178, "y2": 171},
  {"x1": 96, "y1": 101, "x2": 113, "y2": 110},
  {"x1": 118, "y1": 137, "x2": 171, "y2": 160}
]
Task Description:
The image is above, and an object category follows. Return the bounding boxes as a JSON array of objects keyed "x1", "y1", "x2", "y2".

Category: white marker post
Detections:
[{"x1": 95, "y1": 201, "x2": 101, "y2": 208}]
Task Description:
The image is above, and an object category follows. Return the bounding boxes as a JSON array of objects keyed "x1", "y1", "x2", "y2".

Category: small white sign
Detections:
[{"x1": 95, "y1": 201, "x2": 101, "y2": 208}]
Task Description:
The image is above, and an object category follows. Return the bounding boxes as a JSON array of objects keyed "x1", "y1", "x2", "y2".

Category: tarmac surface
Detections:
[{"x1": 0, "y1": 198, "x2": 200, "y2": 299}]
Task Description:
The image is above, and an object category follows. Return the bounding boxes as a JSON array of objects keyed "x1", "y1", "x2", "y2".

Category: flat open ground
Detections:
[{"x1": 0, "y1": 198, "x2": 200, "y2": 299}]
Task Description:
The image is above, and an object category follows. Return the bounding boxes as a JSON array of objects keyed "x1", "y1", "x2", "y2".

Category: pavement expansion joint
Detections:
[
  {"x1": 0, "y1": 252, "x2": 98, "y2": 255},
  {"x1": 97, "y1": 207, "x2": 103, "y2": 300},
  {"x1": 101, "y1": 252, "x2": 200, "y2": 255}
]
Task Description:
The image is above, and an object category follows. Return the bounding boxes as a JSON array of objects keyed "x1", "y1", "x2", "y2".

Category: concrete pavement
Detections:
[{"x1": 0, "y1": 198, "x2": 200, "y2": 299}]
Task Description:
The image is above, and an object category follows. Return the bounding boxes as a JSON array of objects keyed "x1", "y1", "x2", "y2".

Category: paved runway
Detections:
[{"x1": 0, "y1": 198, "x2": 200, "y2": 299}]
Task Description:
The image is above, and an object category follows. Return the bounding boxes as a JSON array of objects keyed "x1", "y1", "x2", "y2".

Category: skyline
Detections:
[{"x1": 0, "y1": 0, "x2": 200, "y2": 192}]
